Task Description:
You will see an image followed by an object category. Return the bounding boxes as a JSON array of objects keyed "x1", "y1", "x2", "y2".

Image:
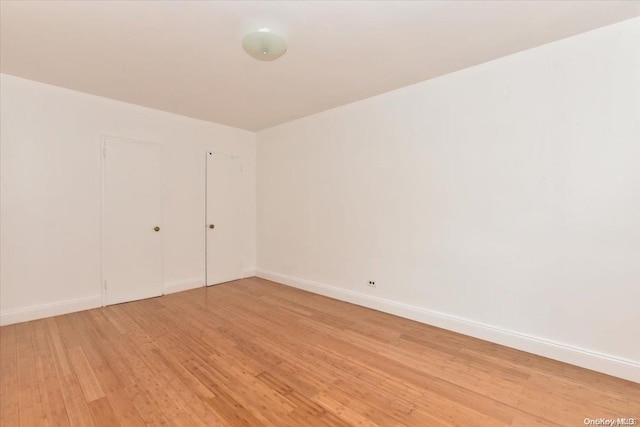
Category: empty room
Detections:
[{"x1": 1, "y1": 1, "x2": 639, "y2": 426}]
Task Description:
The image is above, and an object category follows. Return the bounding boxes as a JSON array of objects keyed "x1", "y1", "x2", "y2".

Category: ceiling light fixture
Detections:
[{"x1": 242, "y1": 29, "x2": 287, "y2": 61}]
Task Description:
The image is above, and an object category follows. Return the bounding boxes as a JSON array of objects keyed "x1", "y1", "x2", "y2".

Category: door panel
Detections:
[
  {"x1": 103, "y1": 137, "x2": 163, "y2": 305},
  {"x1": 206, "y1": 152, "x2": 243, "y2": 286}
]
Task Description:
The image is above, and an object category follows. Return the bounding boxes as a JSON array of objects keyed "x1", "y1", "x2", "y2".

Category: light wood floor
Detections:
[{"x1": 1, "y1": 278, "x2": 638, "y2": 426}]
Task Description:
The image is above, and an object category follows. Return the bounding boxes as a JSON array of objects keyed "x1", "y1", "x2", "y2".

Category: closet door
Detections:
[
  {"x1": 206, "y1": 152, "x2": 243, "y2": 286},
  {"x1": 103, "y1": 137, "x2": 163, "y2": 305}
]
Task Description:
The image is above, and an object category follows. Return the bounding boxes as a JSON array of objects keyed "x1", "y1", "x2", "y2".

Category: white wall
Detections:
[
  {"x1": 256, "y1": 18, "x2": 640, "y2": 382},
  {"x1": 0, "y1": 74, "x2": 256, "y2": 324}
]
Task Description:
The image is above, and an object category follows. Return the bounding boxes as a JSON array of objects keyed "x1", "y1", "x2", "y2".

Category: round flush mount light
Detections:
[{"x1": 242, "y1": 29, "x2": 287, "y2": 61}]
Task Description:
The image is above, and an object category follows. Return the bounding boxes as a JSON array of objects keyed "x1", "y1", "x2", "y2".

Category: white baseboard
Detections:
[
  {"x1": 166, "y1": 272, "x2": 254, "y2": 292},
  {"x1": 0, "y1": 276, "x2": 207, "y2": 326},
  {"x1": 255, "y1": 268, "x2": 640, "y2": 383},
  {"x1": 0, "y1": 295, "x2": 102, "y2": 326},
  {"x1": 164, "y1": 277, "x2": 204, "y2": 294}
]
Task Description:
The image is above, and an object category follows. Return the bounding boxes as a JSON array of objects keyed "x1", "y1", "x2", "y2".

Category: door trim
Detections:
[{"x1": 100, "y1": 135, "x2": 164, "y2": 307}]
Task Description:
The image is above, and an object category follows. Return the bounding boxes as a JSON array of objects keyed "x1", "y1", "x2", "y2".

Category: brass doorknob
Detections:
[
  {"x1": 154, "y1": 226, "x2": 160, "y2": 232},
  {"x1": 209, "y1": 224, "x2": 215, "y2": 229}
]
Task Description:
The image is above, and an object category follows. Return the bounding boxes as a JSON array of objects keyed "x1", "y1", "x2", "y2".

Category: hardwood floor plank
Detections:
[
  {"x1": 32, "y1": 319, "x2": 71, "y2": 427},
  {"x1": 184, "y1": 357, "x2": 263, "y2": 426},
  {"x1": 0, "y1": 325, "x2": 20, "y2": 427},
  {"x1": 310, "y1": 392, "x2": 384, "y2": 427},
  {"x1": 1, "y1": 277, "x2": 637, "y2": 427},
  {"x1": 67, "y1": 345, "x2": 106, "y2": 402},
  {"x1": 124, "y1": 382, "x2": 173, "y2": 426},
  {"x1": 88, "y1": 396, "x2": 122, "y2": 427},
  {"x1": 45, "y1": 317, "x2": 73, "y2": 377},
  {"x1": 93, "y1": 364, "x2": 147, "y2": 427},
  {"x1": 56, "y1": 368, "x2": 98, "y2": 427},
  {"x1": 16, "y1": 322, "x2": 45, "y2": 426}
]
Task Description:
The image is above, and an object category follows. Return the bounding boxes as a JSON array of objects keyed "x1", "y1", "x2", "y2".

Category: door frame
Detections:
[
  {"x1": 100, "y1": 135, "x2": 164, "y2": 307},
  {"x1": 204, "y1": 150, "x2": 244, "y2": 287}
]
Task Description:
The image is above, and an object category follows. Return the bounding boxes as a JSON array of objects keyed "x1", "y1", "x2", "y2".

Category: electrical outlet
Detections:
[{"x1": 368, "y1": 280, "x2": 376, "y2": 287}]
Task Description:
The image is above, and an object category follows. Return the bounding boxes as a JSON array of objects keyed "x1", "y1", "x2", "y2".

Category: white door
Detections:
[
  {"x1": 206, "y1": 152, "x2": 244, "y2": 286},
  {"x1": 103, "y1": 137, "x2": 163, "y2": 305}
]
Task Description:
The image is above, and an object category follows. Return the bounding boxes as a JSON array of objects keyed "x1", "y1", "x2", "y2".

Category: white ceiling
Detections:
[{"x1": 2, "y1": 1, "x2": 639, "y2": 131}]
